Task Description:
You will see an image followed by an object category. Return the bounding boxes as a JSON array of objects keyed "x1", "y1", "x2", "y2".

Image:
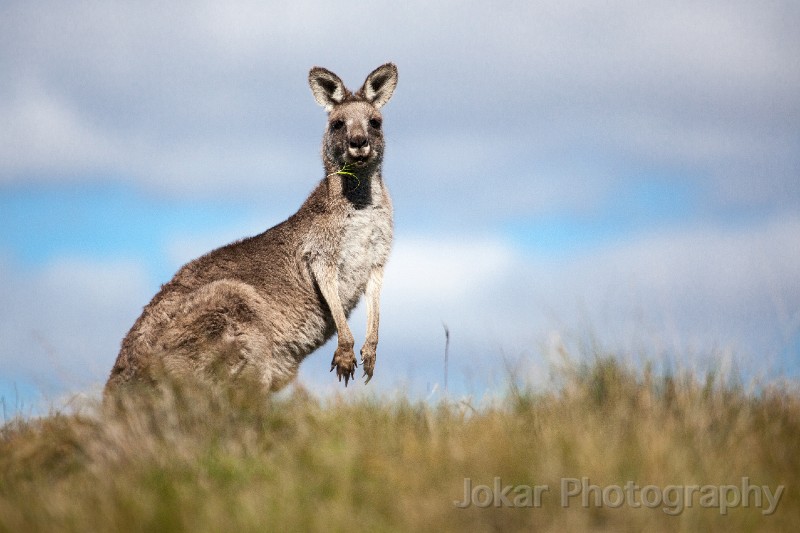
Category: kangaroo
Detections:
[{"x1": 105, "y1": 63, "x2": 398, "y2": 395}]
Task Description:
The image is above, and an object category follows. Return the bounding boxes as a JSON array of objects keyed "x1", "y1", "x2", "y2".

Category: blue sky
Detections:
[
  {"x1": 0, "y1": 182, "x2": 253, "y2": 281},
  {"x1": 2, "y1": 1, "x2": 799, "y2": 412}
]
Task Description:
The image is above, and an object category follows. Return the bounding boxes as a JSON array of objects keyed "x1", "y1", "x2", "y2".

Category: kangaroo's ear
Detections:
[
  {"x1": 359, "y1": 63, "x2": 398, "y2": 109},
  {"x1": 309, "y1": 67, "x2": 347, "y2": 111}
]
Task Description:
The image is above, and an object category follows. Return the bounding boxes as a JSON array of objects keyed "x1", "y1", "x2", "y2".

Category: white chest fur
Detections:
[{"x1": 337, "y1": 194, "x2": 393, "y2": 311}]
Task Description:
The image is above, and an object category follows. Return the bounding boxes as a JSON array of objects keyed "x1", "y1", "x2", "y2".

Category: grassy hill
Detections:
[{"x1": 1, "y1": 357, "x2": 797, "y2": 532}]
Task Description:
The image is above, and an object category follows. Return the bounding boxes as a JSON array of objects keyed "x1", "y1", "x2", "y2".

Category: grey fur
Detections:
[{"x1": 105, "y1": 63, "x2": 398, "y2": 394}]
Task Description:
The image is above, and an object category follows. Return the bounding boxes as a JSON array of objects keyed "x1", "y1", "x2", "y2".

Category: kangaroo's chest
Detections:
[{"x1": 337, "y1": 200, "x2": 393, "y2": 310}]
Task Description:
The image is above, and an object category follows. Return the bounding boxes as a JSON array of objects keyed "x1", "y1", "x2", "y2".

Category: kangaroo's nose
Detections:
[{"x1": 349, "y1": 135, "x2": 368, "y2": 149}]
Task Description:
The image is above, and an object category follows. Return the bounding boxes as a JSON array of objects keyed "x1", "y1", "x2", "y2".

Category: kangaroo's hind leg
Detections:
[{"x1": 156, "y1": 279, "x2": 291, "y2": 391}]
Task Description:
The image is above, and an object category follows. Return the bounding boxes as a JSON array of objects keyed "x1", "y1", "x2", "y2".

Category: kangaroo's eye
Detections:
[
  {"x1": 369, "y1": 118, "x2": 382, "y2": 129},
  {"x1": 330, "y1": 120, "x2": 345, "y2": 131}
]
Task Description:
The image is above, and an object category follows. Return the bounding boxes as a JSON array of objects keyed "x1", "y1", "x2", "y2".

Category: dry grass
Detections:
[{"x1": 1, "y1": 356, "x2": 798, "y2": 532}]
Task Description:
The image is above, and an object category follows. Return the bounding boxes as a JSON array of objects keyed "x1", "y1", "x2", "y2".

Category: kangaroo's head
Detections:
[{"x1": 309, "y1": 63, "x2": 398, "y2": 175}]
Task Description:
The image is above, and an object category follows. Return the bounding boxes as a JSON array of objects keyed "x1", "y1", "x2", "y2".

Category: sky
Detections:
[{"x1": 1, "y1": 1, "x2": 799, "y2": 412}]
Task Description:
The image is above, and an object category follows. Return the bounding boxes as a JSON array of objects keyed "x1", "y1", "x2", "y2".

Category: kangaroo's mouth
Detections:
[
  {"x1": 345, "y1": 153, "x2": 372, "y2": 166},
  {"x1": 346, "y1": 143, "x2": 372, "y2": 163}
]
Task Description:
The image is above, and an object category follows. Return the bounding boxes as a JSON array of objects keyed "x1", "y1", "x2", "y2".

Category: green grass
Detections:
[{"x1": 1, "y1": 357, "x2": 798, "y2": 532}]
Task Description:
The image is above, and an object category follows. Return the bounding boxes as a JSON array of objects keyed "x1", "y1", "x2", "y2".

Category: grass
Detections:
[{"x1": 1, "y1": 356, "x2": 798, "y2": 532}]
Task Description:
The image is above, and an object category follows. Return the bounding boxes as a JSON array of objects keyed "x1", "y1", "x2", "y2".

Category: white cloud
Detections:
[
  {"x1": 0, "y1": 83, "x2": 121, "y2": 174},
  {"x1": 0, "y1": 257, "x2": 151, "y2": 394},
  {"x1": 384, "y1": 237, "x2": 515, "y2": 308},
  {"x1": 372, "y1": 215, "x2": 800, "y2": 381}
]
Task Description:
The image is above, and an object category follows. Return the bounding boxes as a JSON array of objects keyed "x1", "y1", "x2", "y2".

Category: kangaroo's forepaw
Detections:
[
  {"x1": 360, "y1": 345, "x2": 376, "y2": 384},
  {"x1": 330, "y1": 345, "x2": 357, "y2": 386}
]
